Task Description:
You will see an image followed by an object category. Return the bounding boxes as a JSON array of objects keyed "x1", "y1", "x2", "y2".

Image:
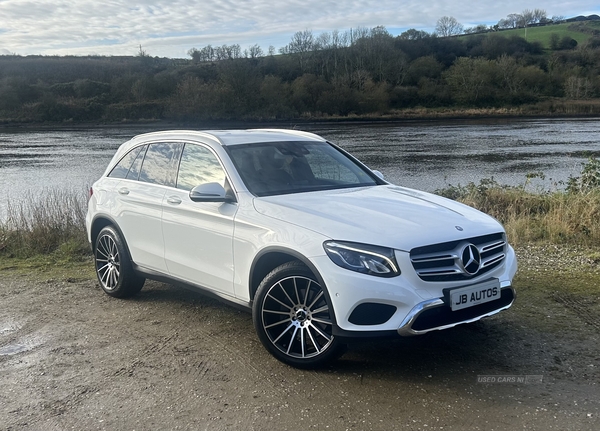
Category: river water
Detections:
[{"x1": 1, "y1": 118, "x2": 600, "y2": 209}]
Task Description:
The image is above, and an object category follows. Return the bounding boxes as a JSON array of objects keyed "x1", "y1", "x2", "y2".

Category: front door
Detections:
[{"x1": 161, "y1": 143, "x2": 237, "y2": 296}]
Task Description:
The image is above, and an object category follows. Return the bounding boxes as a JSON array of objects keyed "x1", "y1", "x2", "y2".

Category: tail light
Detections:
[{"x1": 88, "y1": 186, "x2": 94, "y2": 201}]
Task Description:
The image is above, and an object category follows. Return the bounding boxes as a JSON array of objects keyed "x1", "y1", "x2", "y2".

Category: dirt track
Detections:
[{"x1": 1, "y1": 256, "x2": 599, "y2": 431}]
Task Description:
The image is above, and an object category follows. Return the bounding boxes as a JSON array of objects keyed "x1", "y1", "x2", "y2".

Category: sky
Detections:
[{"x1": 1, "y1": 1, "x2": 600, "y2": 58}]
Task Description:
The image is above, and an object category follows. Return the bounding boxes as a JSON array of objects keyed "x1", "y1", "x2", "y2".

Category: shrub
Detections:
[
  {"x1": 436, "y1": 159, "x2": 600, "y2": 245},
  {"x1": 566, "y1": 156, "x2": 600, "y2": 193},
  {"x1": 0, "y1": 188, "x2": 88, "y2": 258}
]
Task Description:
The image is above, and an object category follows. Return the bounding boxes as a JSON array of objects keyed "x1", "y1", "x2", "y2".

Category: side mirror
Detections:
[
  {"x1": 372, "y1": 170, "x2": 385, "y2": 180},
  {"x1": 190, "y1": 182, "x2": 231, "y2": 203}
]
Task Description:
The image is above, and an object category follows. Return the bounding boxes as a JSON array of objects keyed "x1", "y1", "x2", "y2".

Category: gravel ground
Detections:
[
  {"x1": 0, "y1": 246, "x2": 599, "y2": 431},
  {"x1": 515, "y1": 244, "x2": 600, "y2": 274}
]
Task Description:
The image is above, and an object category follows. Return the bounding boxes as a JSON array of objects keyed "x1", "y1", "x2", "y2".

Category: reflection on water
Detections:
[
  {"x1": 306, "y1": 118, "x2": 600, "y2": 191},
  {"x1": 1, "y1": 119, "x2": 600, "y2": 211},
  {"x1": 0, "y1": 127, "x2": 139, "y2": 210}
]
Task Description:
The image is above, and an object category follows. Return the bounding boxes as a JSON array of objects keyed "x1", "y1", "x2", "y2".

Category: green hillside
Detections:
[{"x1": 484, "y1": 21, "x2": 600, "y2": 48}]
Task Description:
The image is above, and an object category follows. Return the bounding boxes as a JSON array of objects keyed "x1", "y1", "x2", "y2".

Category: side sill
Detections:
[{"x1": 133, "y1": 264, "x2": 252, "y2": 312}]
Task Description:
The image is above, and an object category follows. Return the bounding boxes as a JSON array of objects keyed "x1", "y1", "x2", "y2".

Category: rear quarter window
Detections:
[
  {"x1": 108, "y1": 146, "x2": 145, "y2": 179},
  {"x1": 126, "y1": 145, "x2": 147, "y2": 181}
]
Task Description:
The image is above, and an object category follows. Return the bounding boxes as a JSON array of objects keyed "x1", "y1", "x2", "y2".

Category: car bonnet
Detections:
[{"x1": 252, "y1": 185, "x2": 504, "y2": 251}]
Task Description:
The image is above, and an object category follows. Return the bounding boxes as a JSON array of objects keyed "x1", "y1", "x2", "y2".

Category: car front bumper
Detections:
[{"x1": 311, "y1": 245, "x2": 517, "y2": 337}]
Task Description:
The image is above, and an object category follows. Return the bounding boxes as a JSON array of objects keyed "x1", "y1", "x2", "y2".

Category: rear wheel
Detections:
[
  {"x1": 253, "y1": 261, "x2": 343, "y2": 368},
  {"x1": 94, "y1": 226, "x2": 144, "y2": 298}
]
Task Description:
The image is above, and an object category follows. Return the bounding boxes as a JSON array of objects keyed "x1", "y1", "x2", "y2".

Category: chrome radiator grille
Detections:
[{"x1": 410, "y1": 233, "x2": 506, "y2": 282}]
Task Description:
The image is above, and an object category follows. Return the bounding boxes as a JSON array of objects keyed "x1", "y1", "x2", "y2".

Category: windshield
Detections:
[{"x1": 227, "y1": 141, "x2": 379, "y2": 196}]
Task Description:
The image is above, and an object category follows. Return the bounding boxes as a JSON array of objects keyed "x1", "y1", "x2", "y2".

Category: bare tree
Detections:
[
  {"x1": 532, "y1": 9, "x2": 547, "y2": 23},
  {"x1": 565, "y1": 76, "x2": 592, "y2": 99},
  {"x1": 464, "y1": 24, "x2": 489, "y2": 34},
  {"x1": 332, "y1": 29, "x2": 349, "y2": 48},
  {"x1": 199, "y1": 45, "x2": 214, "y2": 62},
  {"x1": 350, "y1": 27, "x2": 370, "y2": 44},
  {"x1": 519, "y1": 10, "x2": 535, "y2": 26},
  {"x1": 445, "y1": 57, "x2": 493, "y2": 103},
  {"x1": 137, "y1": 44, "x2": 149, "y2": 57},
  {"x1": 517, "y1": 9, "x2": 537, "y2": 39},
  {"x1": 435, "y1": 16, "x2": 464, "y2": 37},
  {"x1": 247, "y1": 44, "x2": 264, "y2": 59},
  {"x1": 496, "y1": 19, "x2": 509, "y2": 29},
  {"x1": 496, "y1": 54, "x2": 523, "y2": 94},
  {"x1": 214, "y1": 44, "x2": 242, "y2": 61},
  {"x1": 230, "y1": 44, "x2": 242, "y2": 59},
  {"x1": 312, "y1": 29, "x2": 349, "y2": 80},
  {"x1": 498, "y1": 14, "x2": 521, "y2": 29},
  {"x1": 399, "y1": 28, "x2": 430, "y2": 40},
  {"x1": 188, "y1": 48, "x2": 201, "y2": 63},
  {"x1": 283, "y1": 29, "x2": 315, "y2": 70},
  {"x1": 214, "y1": 45, "x2": 227, "y2": 61},
  {"x1": 315, "y1": 31, "x2": 331, "y2": 51},
  {"x1": 287, "y1": 30, "x2": 315, "y2": 54}
]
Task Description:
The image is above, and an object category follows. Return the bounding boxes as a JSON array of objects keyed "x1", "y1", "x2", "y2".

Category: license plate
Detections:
[{"x1": 450, "y1": 279, "x2": 501, "y2": 311}]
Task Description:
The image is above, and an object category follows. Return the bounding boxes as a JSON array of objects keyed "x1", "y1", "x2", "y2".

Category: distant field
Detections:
[{"x1": 464, "y1": 21, "x2": 600, "y2": 49}]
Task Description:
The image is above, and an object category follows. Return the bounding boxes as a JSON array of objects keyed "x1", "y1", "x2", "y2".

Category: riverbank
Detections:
[{"x1": 2, "y1": 101, "x2": 600, "y2": 130}]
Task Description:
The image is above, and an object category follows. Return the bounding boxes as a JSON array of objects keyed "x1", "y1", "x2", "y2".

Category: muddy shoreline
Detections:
[{"x1": 1, "y1": 245, "x2": 599, "y2": 430}]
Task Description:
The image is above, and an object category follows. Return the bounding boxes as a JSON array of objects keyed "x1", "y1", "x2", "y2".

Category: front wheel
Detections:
[
  {"x1": 94, "y1": 226, "x2": 145, "y2": 298},
  {"x1": 253, "y1": 261, "x2": 343, "y2": 368}
]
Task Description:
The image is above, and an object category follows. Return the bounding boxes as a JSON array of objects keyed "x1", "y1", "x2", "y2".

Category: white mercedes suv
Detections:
[{"x1": 86, "y1": 129, "x2": 517, "y2": 368}]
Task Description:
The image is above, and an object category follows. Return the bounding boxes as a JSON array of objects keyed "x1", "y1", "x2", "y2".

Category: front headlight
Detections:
[{"x1": 323, "y1": 241, "x2": 400, "y2": 277}]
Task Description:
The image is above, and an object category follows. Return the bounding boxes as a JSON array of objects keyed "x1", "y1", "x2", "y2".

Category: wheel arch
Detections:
[
  {"x1": 248, "y1": 246, "x2": 337, "y2": 325},
  {"x1": 90, "y1": 215, "x2": 133, "y2": 261}
]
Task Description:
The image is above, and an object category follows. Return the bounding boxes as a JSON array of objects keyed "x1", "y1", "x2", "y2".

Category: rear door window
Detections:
[{"x1": 138, "y1": 142, "x2": 183, "y2": 187}]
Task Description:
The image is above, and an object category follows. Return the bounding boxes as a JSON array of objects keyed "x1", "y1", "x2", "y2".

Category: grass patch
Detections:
[
  {"x1": 0, "y1": 254, "x2": 95, "y2": 282},
  {"x1": 436, "y1": 159, "x2": 600, "y2": 246},
  {"x1": 0, "y1": 188, "x2": 89, "y2": 258},
  {"x1": 523, "y1": 98, "x2": 600, "y2": 116},
  {"x1": 473, "y1": 21, "x2": 600, "y2": 49},
  {"x1": 0, "y1": 187, "x2": 94, "y2": 279}
]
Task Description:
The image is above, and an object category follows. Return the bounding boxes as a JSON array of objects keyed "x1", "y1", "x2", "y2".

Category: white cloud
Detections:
[{"x1": 0, "y1": 0, "x2": 598, "y2": 58}]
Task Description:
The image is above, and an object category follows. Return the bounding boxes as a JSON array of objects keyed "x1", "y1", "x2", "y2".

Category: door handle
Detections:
[
  {"x1": 118, "y1": 187, "x2": 130, "y2": 195},
  {"x1": 167, "y1": 196, "x2": 182, "y2": 205}
]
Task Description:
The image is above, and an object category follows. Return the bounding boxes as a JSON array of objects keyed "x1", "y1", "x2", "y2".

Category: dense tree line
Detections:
[{"x1": 1, "y1": 25, "x2": 600, "y2": 124}]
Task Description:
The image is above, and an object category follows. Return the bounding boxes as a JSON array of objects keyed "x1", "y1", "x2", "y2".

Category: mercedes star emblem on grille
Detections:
[{"x1": 460, "y1": 244, "x2": 481, "y2": 275}]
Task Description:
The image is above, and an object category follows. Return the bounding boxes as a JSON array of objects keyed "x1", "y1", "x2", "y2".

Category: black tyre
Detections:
[
  {"x1": 94, "y1": 226, "x2": 145, "y2": 298},
  {"x1": 253, "y1": 261, "x2": 343, "y2": 368}
]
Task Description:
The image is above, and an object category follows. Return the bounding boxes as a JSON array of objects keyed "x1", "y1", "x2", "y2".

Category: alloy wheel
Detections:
[
  {"x1": 260, "y1": 275, "x2": 334, "y2": 359},
  {"x1": 95, "y1": 233, "x2": 121, "y2": 291}
]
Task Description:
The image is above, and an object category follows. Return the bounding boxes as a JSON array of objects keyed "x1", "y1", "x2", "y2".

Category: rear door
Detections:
[{"x1": 112, "y1": 142, "x2": 182, "y2": 272}]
